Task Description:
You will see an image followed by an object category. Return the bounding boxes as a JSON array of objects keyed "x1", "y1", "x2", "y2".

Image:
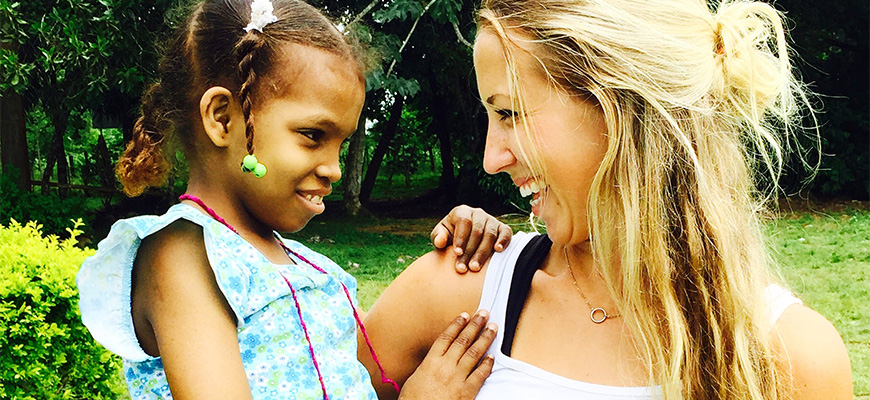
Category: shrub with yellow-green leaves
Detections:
[{"x1": 0, "y1": 219, "x2": 124, "y2": 399}]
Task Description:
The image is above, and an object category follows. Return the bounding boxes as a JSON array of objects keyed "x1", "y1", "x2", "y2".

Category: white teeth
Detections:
[
  {"x1": 518, "y1": 180, "x2": 542, "y2": 198},
  {"x1": 529, "y1": 197, "x2": 541, "y2": 207},
  {"x1": 304, "y1": 194, "x2": 323, "y2": 204},
  {"x1": 520, "y1": 186, "x2": 531, "y2": 197}
]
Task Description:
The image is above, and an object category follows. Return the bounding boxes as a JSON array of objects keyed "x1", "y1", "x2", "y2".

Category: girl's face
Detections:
[
  {"x1": 235, "y1": 45, "x2": 365, "y2": 233},
  {"x1": 474, "y1": 29, "x2": 608, "y2": 246}
]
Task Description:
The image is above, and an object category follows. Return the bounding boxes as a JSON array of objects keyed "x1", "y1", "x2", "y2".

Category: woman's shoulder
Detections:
[
  {"x1": 772, "y1": 304, "x2": 853, "y2": 399},
  {"x1": 372, "y1": 231, "x2": 541, "y2": 321}
]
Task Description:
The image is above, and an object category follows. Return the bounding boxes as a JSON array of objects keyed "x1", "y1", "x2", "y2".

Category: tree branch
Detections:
[
  {"x1": 386, "y1": 0, "x2": 438, "y2": 78},
  {"x1": 346, "y1": 0, "x2": 381, "y2": 29},
  {"x1": 453, "y1": 22, "x2": 472, "y2": 48}
]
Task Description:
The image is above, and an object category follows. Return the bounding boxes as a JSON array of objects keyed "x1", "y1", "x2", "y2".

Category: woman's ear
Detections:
[{"x1": 199, "y1": 86, "x2": 239, "y2": 148}]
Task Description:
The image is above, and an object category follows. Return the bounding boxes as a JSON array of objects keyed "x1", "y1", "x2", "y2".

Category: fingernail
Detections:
[
  {"x1": 495, "y1": 243, "x2": 504, "y2": 251},
  {"x1": 458, "y1": 312, "x2": 469, "y2": 322},
  {"x1": 454, "y1": 247, "x2": 463, "y2": 256},
  {"x1": 469, "y1": 261, "x2": 479, "y2": 270},
  {"x1": 477, "y1": 309, "x2": 490, "y2": 319},
  {"x1": 457, "y1": 263, "x2": 467, "y2": 272},
  {"x1": 486, "y1": 323, "x2": 497, "y2": 332}
]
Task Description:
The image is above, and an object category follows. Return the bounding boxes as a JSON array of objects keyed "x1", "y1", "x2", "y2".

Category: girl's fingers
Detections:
[
  {"x1": 430, "y1": 221, "x2": 451, "y2": 249},
  {"x1": 458, "y1": 214, "x2": 486, "y2": 269},
  {"x1": 466, "y1": 222, "x2": 499, "y2": 272},
  {"x1": 466, "y1": 354, "x2": 495, "y2": 385},
  {"x1": 457, "y1": 322, "x2": 497, "y2": 373},
  {"x1": 430, "y1": 312, "x2": 471, "y2": 356},
  {"x1": 451, "y1": 215, "x2": 473, "y2": 258},
  {"x1": 445, "y1": 310, "x2": 489, "y2": 361},
  {"x1": 495, "y1": 223, "x2": 512, "y2": 252}
]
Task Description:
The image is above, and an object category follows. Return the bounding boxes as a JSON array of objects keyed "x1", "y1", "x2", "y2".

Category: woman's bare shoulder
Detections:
[
  {"x1": 368, "y1": 248, "x2": 489, "y2": 327},
  {"x1": 773, "y1": 304, "x2": 853, "y2": 399}
]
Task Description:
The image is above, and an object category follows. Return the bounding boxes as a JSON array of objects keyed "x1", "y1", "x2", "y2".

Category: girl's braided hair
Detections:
[{"x1": 117, "y1": 0, "x2": 366, "y2": 196}]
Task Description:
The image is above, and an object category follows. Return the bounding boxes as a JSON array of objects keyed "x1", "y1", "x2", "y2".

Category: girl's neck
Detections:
[{"x1": 181, "y1": 184, "x2": 292, "y2": 264}]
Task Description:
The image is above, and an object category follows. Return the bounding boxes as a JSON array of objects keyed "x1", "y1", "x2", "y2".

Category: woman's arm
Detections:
[
  {"x1": 359, "y1": 249, "x2": 489, "y2": 400},
  {"x1": 132, "y1": 220, "x2": 253, "y2": 400},
  {"x1": 773, "y1": 305, "x2": 852, "y2": 399}
]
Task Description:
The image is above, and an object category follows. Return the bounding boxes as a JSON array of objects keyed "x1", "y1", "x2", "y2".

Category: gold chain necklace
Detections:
[{"x1": 563, "y1": 247, "x2": 620, "y2": 324}]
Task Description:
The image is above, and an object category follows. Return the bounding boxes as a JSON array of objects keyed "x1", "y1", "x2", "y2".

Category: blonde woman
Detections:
[{"x1": 359, "y1": 0, "x2": 852, "y2": 399}]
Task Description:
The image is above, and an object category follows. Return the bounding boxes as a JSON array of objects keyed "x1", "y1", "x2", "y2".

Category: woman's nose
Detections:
[{"x1": 482, "y1": 128, "x2": 516, "y2": 175}]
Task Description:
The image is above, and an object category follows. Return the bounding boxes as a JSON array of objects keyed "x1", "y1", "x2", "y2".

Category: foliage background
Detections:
[
  {"x1": 2, "y1": 0, "x2": 863, "y2": 241},
  {"x1": 0, "y1": 219, "x2": 124, "y2": 399}
]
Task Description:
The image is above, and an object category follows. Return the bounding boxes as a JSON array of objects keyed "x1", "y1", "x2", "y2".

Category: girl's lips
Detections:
[{"x1": 297, "y1": 191, "x2": 327, "y2": 214}]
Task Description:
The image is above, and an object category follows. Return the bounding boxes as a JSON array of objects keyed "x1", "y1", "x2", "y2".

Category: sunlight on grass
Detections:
[{"x1": 767, "y1": 210, "x2": 870, "y2": 396}]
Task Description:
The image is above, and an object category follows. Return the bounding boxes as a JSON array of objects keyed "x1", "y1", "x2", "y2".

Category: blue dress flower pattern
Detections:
[{"x1": 77, "y1": 204, "x2": 377, "y2": 399}]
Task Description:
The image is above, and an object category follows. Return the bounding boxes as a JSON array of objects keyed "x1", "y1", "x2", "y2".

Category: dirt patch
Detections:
[
  {"x1": 774, "y1": 196, "x2": 870, "y2": 215},
  {"x1": 358, "y1": 218, "x2": 441, "y2": 237}
]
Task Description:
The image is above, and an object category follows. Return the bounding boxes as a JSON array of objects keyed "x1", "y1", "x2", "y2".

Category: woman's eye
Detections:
[
  {"x1": 299, "y1": 129, "x2": 324, "y2": 142},
  {"x1": 496, "y1": 109, "x2": 518, "y2": 122}
]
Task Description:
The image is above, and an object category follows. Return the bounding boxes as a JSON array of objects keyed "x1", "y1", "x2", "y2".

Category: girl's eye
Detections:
[
  {"x1": 299, "y1": 129, "x2": 324, "y2": 142},
  {"x1": 496, "y1": 109, "x2": 518, "y2": 122}
]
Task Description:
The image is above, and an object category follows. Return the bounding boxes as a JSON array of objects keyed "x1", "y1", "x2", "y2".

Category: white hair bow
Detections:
[{"x1": 244, "y1": 0, "x2": 278, "y2": 33}]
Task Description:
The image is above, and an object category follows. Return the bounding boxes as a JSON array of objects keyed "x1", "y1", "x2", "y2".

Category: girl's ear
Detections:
[{"x1": 199, "y1": 86, "x2": 240, "y2": 148}]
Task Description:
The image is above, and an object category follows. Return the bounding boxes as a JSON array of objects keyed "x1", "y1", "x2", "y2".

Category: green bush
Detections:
[{"x1": 0, "y1": 219, "x2": 124, "y2": 399}]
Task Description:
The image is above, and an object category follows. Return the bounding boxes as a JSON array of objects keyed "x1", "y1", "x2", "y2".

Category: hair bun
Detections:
[{"x1": 711, "y1": 1, "x2": 791, "y2": 114}]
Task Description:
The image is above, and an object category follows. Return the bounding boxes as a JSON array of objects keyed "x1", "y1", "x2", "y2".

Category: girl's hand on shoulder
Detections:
[
  {"x1": 430, "y1": 205, "x2": 512, "y2": 273},
  {"x1": 398, "y1": 310, "x2": 497, "y2": 400}
]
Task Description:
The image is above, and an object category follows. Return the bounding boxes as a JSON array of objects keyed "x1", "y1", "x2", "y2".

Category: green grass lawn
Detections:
[{"x1": 293, "y1": 208, "x2": 870, "y2": 397}]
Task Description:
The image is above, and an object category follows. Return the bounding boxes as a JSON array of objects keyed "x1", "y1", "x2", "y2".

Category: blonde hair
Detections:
[{"x1": 478, "y1": 0, "x2": 814, "y2": 398}]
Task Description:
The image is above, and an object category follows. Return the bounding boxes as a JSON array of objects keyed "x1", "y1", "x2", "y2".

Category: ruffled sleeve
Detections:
[{"x1": 76, "y1": 205, "x2": 249, "y2": 362}]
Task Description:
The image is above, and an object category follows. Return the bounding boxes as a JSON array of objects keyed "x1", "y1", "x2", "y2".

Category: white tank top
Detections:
[{"x1": 475, "y1": 232, "x2": 802, "y2": 399}]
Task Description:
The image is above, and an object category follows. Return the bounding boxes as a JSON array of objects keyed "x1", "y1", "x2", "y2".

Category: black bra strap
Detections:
[{"x1": 501, "y1": 234, "x2": 553, "y2": 356}]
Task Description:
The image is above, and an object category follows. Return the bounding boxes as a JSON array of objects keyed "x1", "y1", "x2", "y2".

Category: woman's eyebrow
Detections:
[{"x1": 483, "y1": 93, "x2": 509, "y2": 106}]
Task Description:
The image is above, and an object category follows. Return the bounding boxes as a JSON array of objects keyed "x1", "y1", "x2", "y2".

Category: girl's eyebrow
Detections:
[{"x1": 299, "y1": 115, "x2": 339, "y2": 131}]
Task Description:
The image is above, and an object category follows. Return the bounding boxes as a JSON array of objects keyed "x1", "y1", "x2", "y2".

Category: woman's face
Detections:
[{"x1": 474, "y1": 29, "x2": 608, "y2": 245}]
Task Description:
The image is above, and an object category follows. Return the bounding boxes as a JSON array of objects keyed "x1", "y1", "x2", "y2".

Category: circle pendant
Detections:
[{"x1": 590, "y1": 307, "x2": 608, "y2": 324}]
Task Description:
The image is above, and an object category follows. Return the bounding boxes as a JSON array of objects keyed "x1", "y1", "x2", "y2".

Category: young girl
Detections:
[{"x1": 76, "y1": 0, "x2": 508, "y2": 398}]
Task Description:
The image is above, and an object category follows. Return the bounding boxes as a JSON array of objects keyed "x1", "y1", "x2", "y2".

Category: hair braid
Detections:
[
  {"x1": 234, "y1": 33, "x2": 268, "y2": 155},
  {"x1": 116, "y1": 82, "x2": 173, "y2": 197}
]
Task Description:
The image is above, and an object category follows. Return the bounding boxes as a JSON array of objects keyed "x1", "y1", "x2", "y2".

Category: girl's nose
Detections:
[
  {"x1": 482, "y1": 128, "x2": 516, "y2": 175},
  {"x1": 316, "y1": 154, "x2": 342, "y2": 183}
]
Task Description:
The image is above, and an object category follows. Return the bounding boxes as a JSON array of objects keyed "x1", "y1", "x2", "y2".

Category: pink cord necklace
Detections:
[{"x1": 178, "y1": 194, "x2": 400, "y2": 399}]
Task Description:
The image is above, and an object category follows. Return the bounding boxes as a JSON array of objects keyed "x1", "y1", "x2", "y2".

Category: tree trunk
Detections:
[
  {"x1": 341, "y1": 113, "x2": 366, "y2": 216},
  {"x1": 360, "y1": 95, "x2": 404, "y2": 204},
  {"x1": 96, "y1": 132, "x2": 115, "y2": 187},
  {"x1": 0, "y1": 89, "x2": 30, "y2": 191},
  {"x1": 431, "y1": 95, "x2": 457, "y2": 201},
  {"x1": 40, "y1": 110, "x2": 70, "y2": 195},
  {"x1": 122, "y1": 113, "x2": 135, "y2": 144}
]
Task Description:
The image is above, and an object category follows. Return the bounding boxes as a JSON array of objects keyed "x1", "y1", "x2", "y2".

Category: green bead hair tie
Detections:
[{"x1": 241, "y1": 154, "x2": 267, "y2": 178}]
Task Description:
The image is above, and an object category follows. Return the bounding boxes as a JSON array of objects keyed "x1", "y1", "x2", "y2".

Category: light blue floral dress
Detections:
[{"x1": 76, "y1": 203, "x2": 378, "y2": 399}]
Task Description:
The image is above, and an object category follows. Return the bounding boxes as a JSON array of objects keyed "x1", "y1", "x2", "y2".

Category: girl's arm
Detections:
[
  {"x1": 431, "y1": 205, "x2": 512, "y2": 273},
  {"x1": 132, "y1": 220, "x2": 253, "y2": 400},
  {"x1": 359, "y1": 249, "x2": 488, "y2": 400}
]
